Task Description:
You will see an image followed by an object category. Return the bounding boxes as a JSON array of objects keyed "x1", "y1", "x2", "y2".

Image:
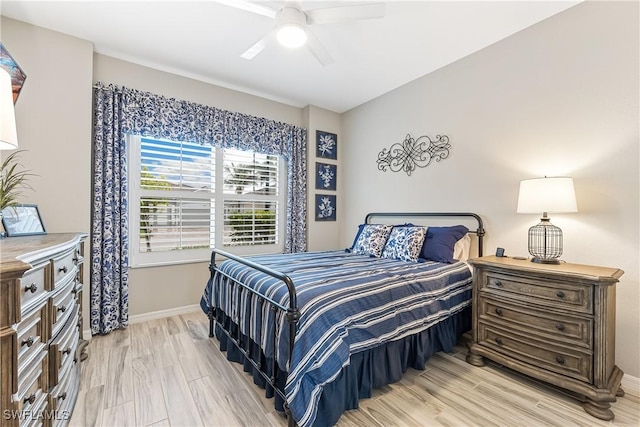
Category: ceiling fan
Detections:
[{"x1": 216, "y1": 1, "x2": 386, "y2": 66}]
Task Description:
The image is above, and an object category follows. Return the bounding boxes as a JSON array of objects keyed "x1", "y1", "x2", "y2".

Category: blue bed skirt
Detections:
[{"x1": 213, "y1": 305, "x2": 471, "y2": 427}]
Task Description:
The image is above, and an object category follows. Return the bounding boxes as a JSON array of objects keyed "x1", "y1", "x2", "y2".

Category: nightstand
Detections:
[{"x1": 466, "y1": 256, "x2": 624, "y2": 421}]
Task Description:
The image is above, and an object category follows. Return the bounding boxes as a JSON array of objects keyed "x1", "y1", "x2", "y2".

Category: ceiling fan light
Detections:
[{"x1": 277, "y1": 24, "x2": 307, "y2": 48}]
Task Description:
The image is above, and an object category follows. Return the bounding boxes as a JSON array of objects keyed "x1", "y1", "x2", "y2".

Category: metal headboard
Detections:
[{"x1": 364, "y1": 212, "x2": 485, "y2": 257}]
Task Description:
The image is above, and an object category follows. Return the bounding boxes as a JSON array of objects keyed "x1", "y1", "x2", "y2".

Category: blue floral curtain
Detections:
[
  {"x1": 91, "y1": 84, "x2": 308, "y2": 333},
  {"x1": 119, "y1": 87, "x2": 307, "y2": 252},
  {"x1": 91, "y1": 86, "x2": 129, "y2": 335}
]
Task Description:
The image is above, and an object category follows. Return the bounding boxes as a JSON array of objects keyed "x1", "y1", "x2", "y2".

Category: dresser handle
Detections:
[
  {"x1": 495, "y1": 308, "x2": 503, "y2": 316},
  {"x1": 494, "y1": 280, "x2": 503, "y2": 288},
  {"x1": 73, "y1": 255, "x2": 79, "y2": 263},
  {"x1": 556, "y1": 355, "x2": 565, "y2": 365},
  {"x1": 22, "y1": 336, "x2": 35, "y2": 347},
  {"x1": 556, "y1": 322, "x2": 565, "y2": 331},
  {"x1": 25, "y1": 283, "x2": 38, "y2": 293},
  {"x1": 63, "y1": 347, "x2": 72, "y2": 355},
  {"x1": 58, "y1": 305, "x2": 67, "y2": 313},
  {"x1": 495, "y1": 337, "x2": 503, "y2": 345},
  {"x1": 58, "y1": 266, "x2": 68, "y2": 274},
  {"x1": 23, "y1": 393, "x2": 36, "y2": 405},
  {"x1": 556, "y1": 290, "x2": 566, "y2": 299},
  {"x1": 59, "y1": 392, "x2": 67, "y2": 401}
]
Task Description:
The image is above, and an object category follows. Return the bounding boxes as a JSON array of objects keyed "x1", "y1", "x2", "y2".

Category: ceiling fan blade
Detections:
[
  {"x1": 215, "y1": 0, "x2": 278, "y2": 19},
  {"x1": 240, "y1": 30, "x2": 275, "y2": 60},
  {"x1": 305, "y1": 29, "x2": 334, "y2": 67},
  {"x1": 306, "y1": 3, "x2": 385, "y2": 25}
]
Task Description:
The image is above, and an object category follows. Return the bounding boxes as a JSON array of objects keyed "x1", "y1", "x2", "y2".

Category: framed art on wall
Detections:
[
  {"x1": 315, "y1": 162, "x2": 337, "y2": 191},
  {"x1": 1, "y1": 204, "x2": 46, "y2": 236},
  {"x1": 316, "y1": 130, "x2": 337, "y2": 160},
  {"x1": 315, "y1": 194, "x2": 336, "y2": 221}
]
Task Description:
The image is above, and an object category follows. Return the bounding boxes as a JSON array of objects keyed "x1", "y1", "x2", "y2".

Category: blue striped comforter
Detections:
[{"x1": 203, "y1": 250, "x2": 472, "y2": 427}]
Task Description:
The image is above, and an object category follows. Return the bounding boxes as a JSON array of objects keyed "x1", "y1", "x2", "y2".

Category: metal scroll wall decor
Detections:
[{"x1": 377, "y1": 133, "x2": 451, "y2": 176}]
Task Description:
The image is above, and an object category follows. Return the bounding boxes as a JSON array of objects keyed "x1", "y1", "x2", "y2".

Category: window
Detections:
[{"x1": 129, "y1": 136, "x2": 285, "y2": 267}]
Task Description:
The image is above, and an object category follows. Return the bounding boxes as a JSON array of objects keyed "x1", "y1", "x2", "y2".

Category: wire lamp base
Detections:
[{"x1": 528, "y1": 216, "x2": 563, "y2": 264}]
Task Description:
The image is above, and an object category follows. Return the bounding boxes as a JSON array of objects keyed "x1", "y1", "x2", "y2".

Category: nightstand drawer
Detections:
[
  {"x1": 480, "y1": 272, "x2": 593, "y2": 315},
  {"x1": 478, "y1": 322, "x2": 592, "y2": 383},
  {"x1": 479, "y1": 298, "x2": 593, "y2": 349}
]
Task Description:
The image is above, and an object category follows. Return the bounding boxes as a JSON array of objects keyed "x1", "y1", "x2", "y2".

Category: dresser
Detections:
[
  {"x1": 466, "y1": 256, "x2": 624, "y2": 420},
  {"x1": 0, "y1": 233, "x2": 87, "y2": 427}
]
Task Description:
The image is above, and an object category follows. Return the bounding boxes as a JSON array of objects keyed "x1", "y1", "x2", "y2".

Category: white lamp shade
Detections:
[
  {"x1": 0, "y1": 68, "x2": 18, "y2": 150},
  {"x1": 517, "y1": 177, "x2": 578, "y2": 214}
]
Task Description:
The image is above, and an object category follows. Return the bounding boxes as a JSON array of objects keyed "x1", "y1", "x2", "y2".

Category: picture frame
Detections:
[
  {"x1": 315, "y1": 194, "x2": 336, "y2": 221},
  {"x1": 0, "y1": 43, "x2": 27, "y2": 103},
  {"x1": 315, "y1": 162, "x2": 337, "y2": 191},
  {"x1": 1, "y1": 204, "x2": 47, "y2": 237},
  {"x1": 316, "y1": 130, "x2": 337, "y2": 160}
]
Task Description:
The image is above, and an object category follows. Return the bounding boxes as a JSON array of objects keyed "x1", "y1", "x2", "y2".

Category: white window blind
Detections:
[
  {"x1": 129, "y1": 136, "x2": 285, "y2": 267},
  {"x1": 222, "y1": 149, "x2": 279, "y2": 247}
]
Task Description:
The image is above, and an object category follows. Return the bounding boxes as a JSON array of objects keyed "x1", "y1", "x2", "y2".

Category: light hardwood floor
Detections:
[{"x1": 71, "y1": 311, "x2": 639, "y2": 426}]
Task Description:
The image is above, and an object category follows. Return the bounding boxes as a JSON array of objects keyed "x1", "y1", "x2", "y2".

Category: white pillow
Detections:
[{"x1": 453, "y1": 233, "x2": 471, "y2": 261}]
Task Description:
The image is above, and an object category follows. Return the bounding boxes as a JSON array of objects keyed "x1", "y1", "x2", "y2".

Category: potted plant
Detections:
[{"x1": 0, "y1": 150, "x2": 32, "y2": 237}]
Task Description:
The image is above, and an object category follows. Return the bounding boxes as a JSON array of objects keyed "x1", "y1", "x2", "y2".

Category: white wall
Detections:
[{"x1": 341, "y1": 1, "x2": 639, "y2": 377}]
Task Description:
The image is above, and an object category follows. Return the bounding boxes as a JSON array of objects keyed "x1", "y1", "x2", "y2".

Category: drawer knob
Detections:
[
  {"x1": 495, "y1": 337, "x2": 503, "y2": 345},
  {"x1": 22, "y1": 336, "x2": 35, "y2": 347},
  {"x1": 73, "y1": 255, "x2": 79, "y2": 263},
  {"x1": 63, "y1": 347, "x2": 72, "y2": 355},
  {"x1": 58, "y1": 305, "x2": 67, "y2": 313},
  {"x1": 495, "y1": 307, "x2": 503, "y2": 316},
  {"x1": 494, "y1": 280, "x2": 503, "y2": 288},
  {"x1": 556, "y1": 322, "x2": 566, "y2": 331},
  {"x1": 25, "y1": 283, "x2": 38, "y2": 293},
  {"x1": 24, "y1": 393, "x2": 36, "y2": 405},
  {"x1": 59, "y1": 266, "x2": 68, "y2": 274},
  {"x1": 59, "y1": 392, "x2": 67, "y2": 401},
  {"x1": 556, "y1": 355, "x2": 565, "y2": 365},
  {"x1": 556, "y1": 290, "x2": 566, "y2": 299}
]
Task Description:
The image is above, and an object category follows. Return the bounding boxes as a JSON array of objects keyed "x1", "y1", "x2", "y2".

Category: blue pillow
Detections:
[{"x1": 421, "y1": 225, "x2": 469, "y2": 263}]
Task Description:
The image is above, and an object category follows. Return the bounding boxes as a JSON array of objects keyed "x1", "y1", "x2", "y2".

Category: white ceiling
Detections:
[{"x1": 1, "y1": 0, "x2": 580, "y2": 113}]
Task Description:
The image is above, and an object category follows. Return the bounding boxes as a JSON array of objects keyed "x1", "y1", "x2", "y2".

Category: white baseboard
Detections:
[
  {"x1": 622, "y1": 373, "x2": 640, "y2": 394},
  {"x1": 82, "y1": 303, "x2": 202, "y2": 341}
]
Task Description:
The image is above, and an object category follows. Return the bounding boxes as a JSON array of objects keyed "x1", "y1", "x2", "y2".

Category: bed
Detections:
[{"x1": 200, "y1": 212, "x2": 485, "y2": 427}]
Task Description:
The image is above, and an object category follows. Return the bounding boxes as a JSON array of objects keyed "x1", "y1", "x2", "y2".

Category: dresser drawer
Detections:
[
  {"x1": 20, "y1": 391, "x2": 48, "y2": 427},
  {"x1": 19, "y1": 263, "x2": 49, "y2": 315},
  {"x1": 49, "y1": 353, "x2": 79, "y2": 423},
  {"x1": 52, "y1": 249, "x2": 78, "y2": 292},
  {"x1": 49, "y1": 278, "x2": 75, "y2": 338},
  {"x1": 478, "y1": 322, "x2": 592, "y2": 383},
  {"x1": 16, "y1": 301, "x2": 48, "y2": 369},
  {"x1": 479, "y1": 298, "x2": 593, "y2": 349},
  {"x1": 16, "y1": 349, "x2": 48, "y2": 414},
  {"x1": 480, "y1": 271, "x2": 593, "y2": 315},
  {"x1": 49, "y1": 305, "x2": 79, "y2": 387}
]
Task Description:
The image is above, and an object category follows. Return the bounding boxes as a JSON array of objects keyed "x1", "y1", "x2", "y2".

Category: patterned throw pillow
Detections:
[
  {"x1": 352, "y1": 224, "x2": 394, "y2": 257},
  {"x1": 382, "y1": 226, "x2": 427, "y2": 262}
]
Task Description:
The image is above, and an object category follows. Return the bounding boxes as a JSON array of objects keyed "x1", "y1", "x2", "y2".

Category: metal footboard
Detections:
[{"x1": 208, "y1": 248, "x2": 300, "y2": 426}]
